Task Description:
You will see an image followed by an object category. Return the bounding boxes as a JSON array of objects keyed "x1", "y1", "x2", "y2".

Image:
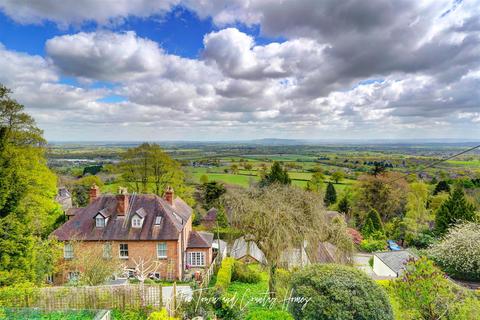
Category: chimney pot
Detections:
[
  {"x1": 164, "y1": 186, "x2": 174, "y2": 206},
  {"x1": 89, "y1": 184, "x2": 100, "y2": 204}
]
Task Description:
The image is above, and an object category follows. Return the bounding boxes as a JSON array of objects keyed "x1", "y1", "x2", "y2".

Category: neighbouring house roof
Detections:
[
  {"x1": 66, "y1": 208, "x2": 81, "y2": 217},
  {"x1": 53, "y1": 194, "x2": 193, "y2": 241},
  {"x1": 187, "y1": 231, "x2": 214, "y2": 248},
  {"x1": 56, "y1": 187, "x2": 71, "y2": 202},
  {"x1": 374, "y1": 250, "x2": 416, "y2": 275},
  {"x1": 202, "y1": 208, "x2": 217, "y2": 222},
  {"x1": 231, "y1": 237, "x2": 267, "y2": 265}
]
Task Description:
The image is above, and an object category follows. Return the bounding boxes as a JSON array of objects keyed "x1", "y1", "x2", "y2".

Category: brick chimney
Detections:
[
  {"x1": 89, "y1": 184, "x2": 100, "y2": 203},
  {"x1": 116, "y1": 187, "x2": 129, "y2": 215},
  {"x1": 164, "y1": 186, "x2": 174, "y2": 206}
]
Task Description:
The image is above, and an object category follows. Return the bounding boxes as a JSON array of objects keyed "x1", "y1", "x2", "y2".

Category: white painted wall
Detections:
[{"x1": 373, "y1": 255, "x2": 397, "y2": 278}]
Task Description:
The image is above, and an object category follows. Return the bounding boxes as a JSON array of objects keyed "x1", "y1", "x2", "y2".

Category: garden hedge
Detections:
[
  {"x1": 290, "y1": 264, "x2": 393, "y2": 320},
  {"x1": 215, "y1": 257, "x2": 235, "y2": 291}
]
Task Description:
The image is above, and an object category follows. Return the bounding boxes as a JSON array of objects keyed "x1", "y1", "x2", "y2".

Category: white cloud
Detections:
[{"x1": 0, "y1": 0, "x2": 479, "y2": 140}]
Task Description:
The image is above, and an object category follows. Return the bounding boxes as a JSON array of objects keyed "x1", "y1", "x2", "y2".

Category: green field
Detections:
[{"x1": 188, "y1": 167, "x2": 356, "y2": 192}]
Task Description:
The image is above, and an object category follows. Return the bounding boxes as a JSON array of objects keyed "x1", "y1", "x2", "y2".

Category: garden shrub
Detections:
[
  {"x1": 232, "y1": 261, "x2": 261, "y2": 283},
  {"x1": 359, "y1": 238, "x2": 386, "y2": 252},
  {"x1": 147, "y1": 309, "x2": 178, "y2": 320},
  {"x1": 215, "y1": 257, "x2": 235, "y2": 291},
  {"x1": 275, "y1": 268, "x2": 292, "y2": 300},
  {"x1": 290, "y1": 264, "x2": 393, "y2": 320},
  {"x1": 429, "y1": 222, "x2": 480, "y2": 281},
  {"x1": 111, "y1": 309, "x2": 147, "y2": 320},
  {"x1": 245, "y1": 309, "x2": 294, "y2": 320}
]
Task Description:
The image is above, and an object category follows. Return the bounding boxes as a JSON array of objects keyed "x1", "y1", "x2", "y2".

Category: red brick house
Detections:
[{"x1": 52, "y1": 185, "x2": 213, "y2": 283}]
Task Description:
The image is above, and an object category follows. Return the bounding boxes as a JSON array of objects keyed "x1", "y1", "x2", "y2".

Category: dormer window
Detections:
[
  {"x1": 96, "y1": 216, "x2": 105, "y2": 228},
  {"x1": 132, "y1": 216, "x2": 143, "y2": 228},
  {"x1": 93, "y1": 209, "x2": 109, "y2": 228},
  {"x1": 155, "y1": 216, "x2": 162, "y2": 225},
  {"x1": 131, "y1": 208, "x2": 146, "y2": 228}
]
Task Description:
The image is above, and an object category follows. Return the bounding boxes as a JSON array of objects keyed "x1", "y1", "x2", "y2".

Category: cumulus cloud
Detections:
[
  {"x1": 0, "y1": 0, "x2": 178, "y2": 26},
  {"x1": 0, "y1": 0, "x2": 479, "y2": 140}
]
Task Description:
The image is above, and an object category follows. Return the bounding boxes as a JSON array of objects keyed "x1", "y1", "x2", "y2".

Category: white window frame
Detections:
[
  {"x1": 67, "y1": 271, "x2": 79, "y2": 281},
  {"x1": 103, "y1": 242, "x2": 112, "y2": 259},
  {"x1": 157, "y1": 242, "x2": 167, "y2": 259},
  {"x1": 96, "y1": 216, "x2": 105, "y2": 228},
  {"x1": 155, "y1": 216, "x2": 162, "y2": 225},
  {"x1": 64, "y1": 243, "x2": 74, "y2": 259},
  {"x1": 132, "y1": 217, "x2": 143, "y2": 228},
  {"x1": 188, "y1": 251, "x2": 205, "y2": 267},
  {"x1": 119, "y1": 243, "x2": 129, "y2": 259}
]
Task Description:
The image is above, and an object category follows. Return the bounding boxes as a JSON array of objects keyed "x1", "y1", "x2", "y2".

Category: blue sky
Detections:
[{"x1": 0, "y1": 1, "x2": 478, "y2": 141}]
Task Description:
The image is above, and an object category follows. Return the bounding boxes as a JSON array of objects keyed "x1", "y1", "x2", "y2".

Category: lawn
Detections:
[{"x1": 225, "y1": 265, "x2": 293, "y2": 319}]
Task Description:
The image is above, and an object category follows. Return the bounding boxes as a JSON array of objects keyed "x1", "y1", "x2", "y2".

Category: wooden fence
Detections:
[{"x1": 0, "y1": 284, "x2": 162, "y2": 311}]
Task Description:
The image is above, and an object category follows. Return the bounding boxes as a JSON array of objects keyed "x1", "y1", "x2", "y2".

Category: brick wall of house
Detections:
[{"x1": 55, "y1": 240, "x2": 181, "y2": 284}]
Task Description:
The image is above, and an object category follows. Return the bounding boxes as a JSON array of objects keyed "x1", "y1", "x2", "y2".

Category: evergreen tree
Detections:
[
  {"x1": 259, "y1": 161, "x2": 291, "y2": 187},
  {"x1": 361, "y1": 209, "x2": 384, "y2": 237},
  {"x1": 435, "y1": 187, "x2": 476, "y2": 235},
  {"x1": 337, "y1": 194, "x2": 351, "y2": 215},
  {"x1": 200, "y1": 181, "x2": 227, "y2": 210},
  {"x1": 324, "y1": 182, "x2": 337, "y2": 206},
  {"x1": 433, "y1": 180, "x2": 450, "y2": 195}
]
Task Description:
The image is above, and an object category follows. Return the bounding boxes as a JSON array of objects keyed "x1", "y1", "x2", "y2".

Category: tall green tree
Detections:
[
  {"x1": 306, "y1": 171, "x2": 324, "y2": 192},
  {"x1": 324, "y1": 182, "x2": 337, "y2": 206},
  {"x1": 361, "y1": 209, "x2": 384, "y2": 237},
  {"x1": 403, "y1": 182, "x2": 432, "y2": 241},
  {"x1": 118, "y1": 143, "x2": 193, "y2": 204},
  {"x1": 259, "y1": 161, "x2": 291, "y2": 187},
  {"x1": 200, "y1": 181, "x2": 226, "y2": 210},
  {"x1": 355, "y1": 172, "x2": 408, "y2": 221},
  {"x1": 331, "y1": 170, "x2": 345, "y2": 184},
  {"x1": 433, "y1": 180, "x2": 450, "y2": 195},
  {"x1": 0, "y1": 84, "x2": 61, "y2": 285},
  {"x1": 435, "y1": 187, "x2": 477, "y2": 235}
]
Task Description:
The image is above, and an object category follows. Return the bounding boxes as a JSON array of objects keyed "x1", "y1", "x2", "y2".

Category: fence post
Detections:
[
  {"x1": 159, "y1": 284, "x2": 162, "y2": 307},
  {"x1": 121, "y1": 287, "x2": 126, "y2": 311}
]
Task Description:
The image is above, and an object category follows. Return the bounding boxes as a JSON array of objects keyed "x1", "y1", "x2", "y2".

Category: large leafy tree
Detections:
[
  {"x1": 361, "y1": 208, "x2": 384, "y2": 237},
  {"x1": 225, "y1": 184, "x2": 354, "y2": 298},
  {"x1": 355, "y1": 172, "x2": 408, "y2": 221},
  {"x1": 118, "y1": 143, "x2": 193, "y2": 204},
  {"x1": 306, "y1": 171, "x2": 324, "y2": 192},
  {"x1": 259, "y1": 161, "x2": 291, "y2": 187},
  {"x1": 0, "y1": 84, "x2": 61, "y2": 285},
  {"x1": 403, "y1": 182, "x2": 432, "y2": 241},
  {"x1": 435, "y1": 186, "x2": 477, "y2": 235}
]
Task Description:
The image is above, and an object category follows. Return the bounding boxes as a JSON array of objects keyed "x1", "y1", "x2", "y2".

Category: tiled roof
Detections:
[
  {"x1": 52, "y1": 194, "x2": 192, "y2": 241},
  {"x1": 202, "y1": 208, "x2": 217, "y2": 222},
  {"x1": 187, "y1": 231, "x2": 214, "y2": 248}
]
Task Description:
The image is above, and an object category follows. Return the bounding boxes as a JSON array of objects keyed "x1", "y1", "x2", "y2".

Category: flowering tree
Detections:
[{"x1": 429, "y1": 222, "x2": 480, "y2": 280}]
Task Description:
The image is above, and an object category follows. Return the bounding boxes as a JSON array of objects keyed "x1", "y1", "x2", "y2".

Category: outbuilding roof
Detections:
[{"x1": 374, "y1": 250, "x2": 416, "y2": 275}]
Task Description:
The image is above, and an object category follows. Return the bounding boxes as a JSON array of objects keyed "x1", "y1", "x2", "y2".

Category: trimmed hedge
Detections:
[
  {"x1": 245, "y1": 309, "x2": 294, "y2": 320},
  {"x1": 215, "y1": 257, "x2": 235, "y2": 291},
  {"x1": 232, "y1": 261, "x2": 261, "y2": 284},
  {"x1": 290, "y1": 264, "x2": 393, "y2": 320}
]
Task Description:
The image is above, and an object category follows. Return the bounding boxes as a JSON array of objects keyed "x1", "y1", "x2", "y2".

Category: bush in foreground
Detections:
[
  {"x1": 215, "y1": 257, "x2": 235, "y2": 291},
  {"x1": 290, "y1": 264, "x2": 393, "y2": 320},
  {"x1": 429, "y1": 222, "x2": 480, "y2": 280}
]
